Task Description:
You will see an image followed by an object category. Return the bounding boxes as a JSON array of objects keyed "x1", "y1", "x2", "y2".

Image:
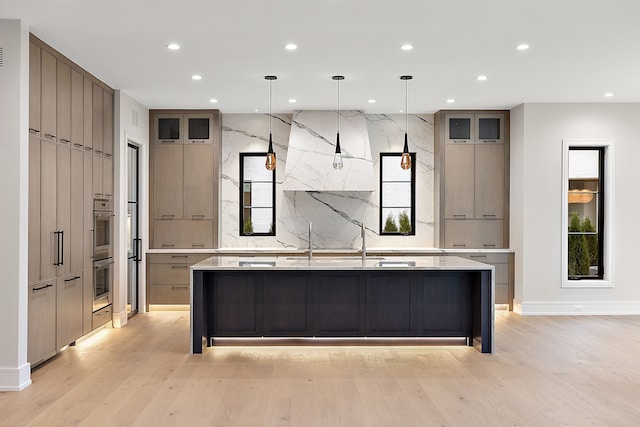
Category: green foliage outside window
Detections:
[
  {"x1": 398, "y1": 210, "x2": 411, "y2": 234},
  {"x1": 568, "y1": 212, "x2": 598, "y2": 277},
  {"x1": 243, "y1": 218, "x2": 254, "y2": 234},
  {"x1": 383, "y1": 212, "x2": 398, "y2": 233}
]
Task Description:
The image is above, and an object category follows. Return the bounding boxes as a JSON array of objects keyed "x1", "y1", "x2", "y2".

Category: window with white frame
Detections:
[{"x1": 562, "y1": 140, "x2": 614, "y2": 287}]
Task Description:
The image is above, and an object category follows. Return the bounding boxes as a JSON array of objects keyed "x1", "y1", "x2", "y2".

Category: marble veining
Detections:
[
  {"x1": 220, "y1": 113, "x2": 434, "y2": 249},
  {"x1": 283, "y1": 110, "x2": 376, "y2": 191}
]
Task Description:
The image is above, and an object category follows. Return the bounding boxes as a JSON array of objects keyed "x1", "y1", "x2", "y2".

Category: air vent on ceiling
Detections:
[{"x1": 0, "y1": 47, "x2": 4, "y2": 67}]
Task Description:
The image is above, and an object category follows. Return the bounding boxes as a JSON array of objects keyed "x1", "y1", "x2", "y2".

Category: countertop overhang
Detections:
[{"x1": 191, "y1": 255, "x2": 495, "y2": 271}]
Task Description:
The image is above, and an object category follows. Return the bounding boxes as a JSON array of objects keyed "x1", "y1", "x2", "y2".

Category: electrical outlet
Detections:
[{"x1": 574, "y1": 305, "x2": 584, "y2": 312}]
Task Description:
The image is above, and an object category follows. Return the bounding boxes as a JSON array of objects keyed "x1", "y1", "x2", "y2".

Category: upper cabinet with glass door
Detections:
[
  {"x1": 444, "y1": 112, "x2": 505, "y2": 144},
  {"x1": 154, "y1": 113, "x2": 214, "y2": 144}
]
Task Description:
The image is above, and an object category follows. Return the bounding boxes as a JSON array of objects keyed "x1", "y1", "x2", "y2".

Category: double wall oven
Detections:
[{"x1": 93, "y1": 199, "x2": 114, "y2": 314}]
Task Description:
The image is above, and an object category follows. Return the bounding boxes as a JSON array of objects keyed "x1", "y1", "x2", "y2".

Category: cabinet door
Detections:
[
  {"x1": 184, "y1": 143, "x2": 214, "y2": 219},
  {"x1": 474, "y1": 219, "x2": 504, "y2": 249},
  {"x1": 29, "y1": 137, "x2": 41, "y2": 284},
  {"x1": 40, "y1": 140, "x2": 57, "y2": 281},
  {"x1": 212, "y1": 273, "x2": 261, "y2": 336},
  {"x1": 153, "y1": 144, "x2": 184, "y2": 219},
  {"x1": 28, "y1": 281, "x2": 57, "y2": 365},
  {"x1": 103, "y1": 156, "x2": 113, "y2": 199},
  {"x1": 83, "y1": 77, "x2": 93, "y2": 150},
  {"x1": 41, "y1": 49, "x2": 57, "y2": 141},
  {"x1": 419, "y1": 273, "x2": 471, "y2": 336},
  {"x1": 181, "y1": 220, "x2": 214, "y2": 248},
  {"x1": 102, "y1": 90, "x2": 113, "y2": 156},
  {"x1": 475, "y1": 143, "x2": 504, "y2": 219},
  {"x1": 155, "y1": 114, "x2": 182, "y2": 143},
  {"x1": 366, "y1": 273, "x2": 416, "y2": 336},
  {"x1": 443, "y1": 144, "x2": 474, "y2": 219},
  {"x1": 93, "y1": 155, "x2": 103, "y2": 198},
  {"x1": 443, "y1": 219, "x2": 472, "y2": 249},
  {"x1": 475, "y1": 113, "x2": 504, "y2": 144},
  {"x1": 70, "y1": 69, "x2": 84, "y2": 148},
  {"x1": 56, "y1": 60, "x2": 71, "y2": 144},
  {"x1": 185, "y1": 113, "x2": 213, "y2": 143},
  {"x1": 56, "y1": 274, "x2": 83, "y2": 349},
  {"x1": 315, "y1": 273, "x2": 365, "y2": 336},
  {"x1": 445, "y1": 114, "x2": 474, "y2": 143},
  {"x1": 29, "y1": 43, "x2": 41, "y2": 134},
  {"x1": 56, "y1": 144, "x2": 71, "y2": 276},
  {"x1": 92, "y1": 83, "x2": 103, "y2": 154},
  {"x1": 82, "y1": 151, "x2": 94, "y2": 335},
  {"x1": 70, "y1": 148, "x2": 84, "y2": 272},
  {"x1": 262, "y1": 272, "x2": 312, "y2": 336}
]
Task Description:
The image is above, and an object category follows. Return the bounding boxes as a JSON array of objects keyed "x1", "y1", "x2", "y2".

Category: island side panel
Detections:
[
  {"x1": 190, "y1": 269, "x2": 205, "y2": 354},
  {"x1": 472, "y1": 269, "x2": 494, "y2": 353}
]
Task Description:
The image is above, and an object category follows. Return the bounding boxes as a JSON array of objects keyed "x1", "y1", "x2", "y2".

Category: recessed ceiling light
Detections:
[
  {"x1": 401, "y1": 44, "x2": 413, "y2": 51},
  {"x1": 604, "y1": 92, "x2": 614, "y2": 97},
  {"x1": 477, "y1": 75, "x2": 488, "y2": 81},
  {"x1": 209, "y1": 98, "x2": 218, "y2": 103},
  {"x1": 254, "y1": 109, "x2": 259, "y2": 112},
  {"x1": 446, "y1": 99, "x2": 455, "y2": 104},
  {"x1": 289, "y1": 99, "x2": 296, "y2": 103},
  {"x1": 516, "y1": 44, "x2": 529, "y2": 51},
  {"x1": 191, "y1": 75, "x2": 202, "y2": 81},
  {"x1": 368, "y1": 99, "x2": 376, "y2": 103},
  {"x1": 167, "y1": 43, "x2": 180, "y2": 50},
  {"x1": 285, "y1": 43, "x2": 297, "y2": 50}
]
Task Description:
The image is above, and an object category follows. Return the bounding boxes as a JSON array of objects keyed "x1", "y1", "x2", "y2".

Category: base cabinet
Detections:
[
  {"x1": 28, "y1": 281, "x2": 57, "y2": 365},
  {"x1": 207, "y1": 271, "x2": 476, "y2": 340},
  {"x1": 56, "y1": 273, "x2": 83, "y2": 350},
  {"x1": 147, "y1": 253, "x2": 210, "y2": 307}
]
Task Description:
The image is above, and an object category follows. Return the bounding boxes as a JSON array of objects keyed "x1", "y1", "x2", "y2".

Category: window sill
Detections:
[{"x1": 562, "y1": 279, "x2": 612, "y2": 288}]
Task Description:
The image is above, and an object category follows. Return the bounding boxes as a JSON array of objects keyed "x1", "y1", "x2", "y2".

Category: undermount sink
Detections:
[
  {"x1": 239, "y1": 261, "x2": 276, "y2": 268},
  {"x1": 285, "y1": 256, "x2": 385, "y2": 261},
  {"x1": 377, "y1": 261, "x2": 416, "y2": 268}
]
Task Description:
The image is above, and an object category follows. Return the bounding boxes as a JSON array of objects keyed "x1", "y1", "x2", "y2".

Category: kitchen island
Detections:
[{"x1": 190, "y1": 256, "x2": 494, "y2": 353}]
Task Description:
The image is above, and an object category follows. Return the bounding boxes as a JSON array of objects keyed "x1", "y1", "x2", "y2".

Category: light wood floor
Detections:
[{"x1": 2, "y1": 311, "x2": 640, "y2": 426}]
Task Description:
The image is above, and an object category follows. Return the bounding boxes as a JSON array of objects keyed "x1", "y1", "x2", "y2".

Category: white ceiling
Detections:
[{"x1": 2, "y1": 0, "x2": 639, "y2": 113}]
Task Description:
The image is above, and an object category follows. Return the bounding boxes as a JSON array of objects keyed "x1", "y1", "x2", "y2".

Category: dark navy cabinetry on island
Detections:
[{"x1": 190, "y1": 256, "x2": 494, "y2": 354}]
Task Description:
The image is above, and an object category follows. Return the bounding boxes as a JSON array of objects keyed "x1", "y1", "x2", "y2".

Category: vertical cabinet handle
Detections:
[
  {"x1": 54, "y1": 231, "x2": 63, "y2": 266},
  {"x1": 60, "y1": 230, "x2": 64, "y2": 266},
  {"x1": 136, "y1": 238, "x2": 142, "y2": 262},
  {"x1": 91, "y1": 230, "x2": 95, "y2": 259}
]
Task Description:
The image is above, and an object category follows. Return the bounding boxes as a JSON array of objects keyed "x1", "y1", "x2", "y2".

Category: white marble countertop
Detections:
[
  {"x1": 148, "y1": 247, "x2": 514, "y2": 255},
  {"x1": 190, "y1": 255, "x2": 495, "y2": 271}
]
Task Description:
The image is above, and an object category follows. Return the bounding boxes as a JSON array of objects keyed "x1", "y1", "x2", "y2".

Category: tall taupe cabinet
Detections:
[
  {"x1": 435, "y1": 110, "x2": 514, "y2": 309},
  {"x1": 147, "y1": 110, "x2": 220, "y2": 308},
  {"x1": 28, "y1": 35, "x2": 115, "y2": 366}
]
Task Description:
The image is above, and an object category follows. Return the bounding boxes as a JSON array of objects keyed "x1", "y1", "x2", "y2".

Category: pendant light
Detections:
[
  {"x1": 400, "y1": 75, "x2": 413, "y2": 170},
  {"x1": 265, "y1": 75, "x2": 277, "y2": 171},
  {"x1": 332, "y1": 75, "x2": 345, "y2": 170}
]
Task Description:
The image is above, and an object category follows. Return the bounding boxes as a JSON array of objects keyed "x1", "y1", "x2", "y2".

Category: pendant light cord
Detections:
[
  {"x1": 337, "y1": 78, "x2": 341, "y2": 133},
  {"x1": 405, "y1": 77, "x2": 408, "y2": 133},
  {"x1": 269, "y1": 79, "x2": 272, "y2": 135}
]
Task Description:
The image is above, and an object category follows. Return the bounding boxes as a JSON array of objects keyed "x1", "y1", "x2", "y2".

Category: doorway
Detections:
[{"x1": 127, "y1": 143, "x2": 141, "y2": 317}]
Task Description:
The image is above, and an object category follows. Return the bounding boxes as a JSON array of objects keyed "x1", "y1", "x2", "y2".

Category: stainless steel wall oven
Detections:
[{"x1": 93, "y1": 199, "x2": 114, "y2": 313}]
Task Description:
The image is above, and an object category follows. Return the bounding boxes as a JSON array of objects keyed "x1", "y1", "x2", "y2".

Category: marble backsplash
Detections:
[{"x1": 220, "y1": 113, "x2": 434, "y2": 249}]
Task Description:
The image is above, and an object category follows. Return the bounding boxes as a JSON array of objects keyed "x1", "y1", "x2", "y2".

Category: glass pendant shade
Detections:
[
  {"x1": 265, "y1": 134, "x2": 276, "y2": 171},
  {"x1": 333, "y1": 133, "x2": 344, "y2": 170},
  {"x1": 400, "y1": 134, "x2": 411, "y2": 170}
]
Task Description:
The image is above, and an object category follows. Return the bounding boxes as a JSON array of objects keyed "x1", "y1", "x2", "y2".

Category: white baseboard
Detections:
[
  {"x1": 112, "y1": 310, "x2": 128, "y2": 328},
  {"x1": 516, "y1": 301, "x2": 640, "y2": 315},
  {"x1": 0, "y1": 363, "x2": 31, "y2": 392}
]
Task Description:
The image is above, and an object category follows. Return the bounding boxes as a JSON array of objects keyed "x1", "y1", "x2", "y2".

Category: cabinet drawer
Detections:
[
  {"x1": 153, "y1": 219, "x2": 213, "y2": 249},
  {"x1": 149, "y1": 263, "x2": 190, "y2": 285},
  {"x1": 149, "y1": 284, "x2": 190, "y2": 304},
  {"x1": 92, "y1": 304, "x2": 112, "y2": 329},
  {"x1": 451, "y1": 252, "x2": 509, "y2": 264},
  {"x1": 149, "y1": 253, "x2": 210, "y2": 265},
  {"x1": 444, "y1": 219, "x2": 504, "y2": 249}
]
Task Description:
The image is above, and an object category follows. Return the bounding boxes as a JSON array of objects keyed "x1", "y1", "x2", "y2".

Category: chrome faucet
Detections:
[
  {"x1": 361, "y1": 221, "x2": 366, "y2": 261},
  {"x1": 308, "y1": 222, "x2": 313, "y2": 260}
]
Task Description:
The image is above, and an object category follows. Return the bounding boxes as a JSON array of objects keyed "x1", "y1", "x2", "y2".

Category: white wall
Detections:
[
  {"x1": 113, "y1": 91, "x2": 149, "y2": 327},
  {"x1": 511, "y1": 103, "x2": 640, "y2": 314},
  {"x1": 0, "y1": 19, "x2": 31, "y2": 391}
]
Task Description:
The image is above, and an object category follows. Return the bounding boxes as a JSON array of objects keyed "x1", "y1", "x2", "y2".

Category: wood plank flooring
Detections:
[{"x1": 2, "y1": 311, "x2": 640, "y2": 426}]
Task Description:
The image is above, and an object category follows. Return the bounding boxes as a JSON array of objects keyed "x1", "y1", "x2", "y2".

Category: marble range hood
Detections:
[{"x1": 283, "y1": 110, "x2": 375, "y2": 191}]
